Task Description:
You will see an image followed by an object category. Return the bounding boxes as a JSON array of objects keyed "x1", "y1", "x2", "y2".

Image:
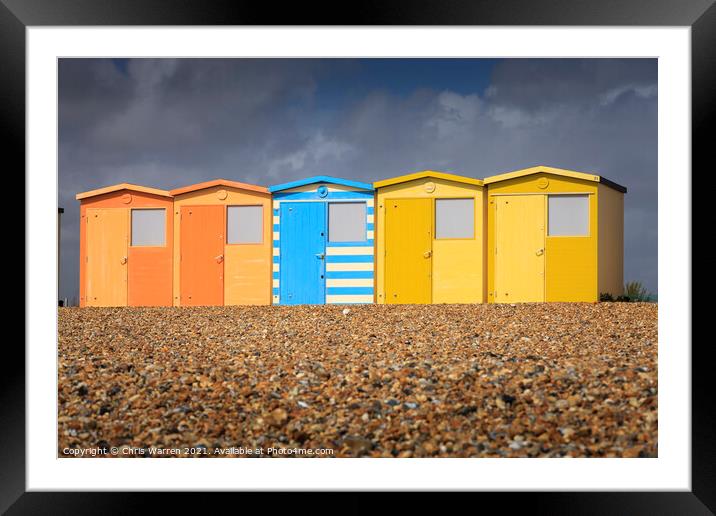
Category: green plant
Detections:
[
  {"x1": 624, "y1": 281, "x2": 650, "y2": 302},
  {"x1": 599, "y1": 292, "x2": 614, "y2": 302}
]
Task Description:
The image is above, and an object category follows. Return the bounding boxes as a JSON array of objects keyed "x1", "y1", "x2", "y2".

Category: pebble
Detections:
[
  {"x1": 268, "y1": 408, "x2": 288, "y2": 427},
  {"x1": 342, "y1": 435, "x2": 372, "y2": 455}
]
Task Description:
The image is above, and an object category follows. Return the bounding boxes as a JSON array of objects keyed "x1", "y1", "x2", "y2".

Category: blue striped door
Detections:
[{"x1": 279, "y1": 202, "x2": 326, "y2": 304}]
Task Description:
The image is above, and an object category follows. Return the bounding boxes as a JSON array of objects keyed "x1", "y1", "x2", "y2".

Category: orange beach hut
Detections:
[
  {"x1": 77, "y1": 183, "x2": 174, "y2": 307},
  {"x1": 170, "y1": 179, "x2": 272, "y2": 306}
]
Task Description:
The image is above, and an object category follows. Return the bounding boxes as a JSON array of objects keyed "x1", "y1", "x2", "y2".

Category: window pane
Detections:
[
  {"x1": 548, "y1": 195, "x2": 589, "y2": 236},
  {"x1": 227, "y1": 205, "x2": 263, "y2": 244},
  {"x1": 131, "y1": 209, "x2": 165, "y2": 246},
  {"x1": 435, "y1": 198, "x2": 474, "y2": 239},
  {"x1": 329, "y1": 202, "x2": 366, "y2": 242}
]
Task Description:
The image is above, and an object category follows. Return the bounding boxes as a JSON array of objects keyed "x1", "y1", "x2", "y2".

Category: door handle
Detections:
[
  {"x1": 316, "y1": 253, "x2": 325, "y2": 260},
  {"x1": 120, "y1": 256, "x2": 127, "y2": 265},
  {"x1": 423, "y1": 251, "x2": 432, "y2": 258},
  {"x1": 535, "y1": 248, "x2": 544, "y2": 256},
  {"x1": 215, "y1": 255, "x2": 224, "y2": 263}
]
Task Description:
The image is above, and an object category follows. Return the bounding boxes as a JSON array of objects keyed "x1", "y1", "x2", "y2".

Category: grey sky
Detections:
[{"x1": 58, "y1": 58, "x2": 657, "y2": 302}]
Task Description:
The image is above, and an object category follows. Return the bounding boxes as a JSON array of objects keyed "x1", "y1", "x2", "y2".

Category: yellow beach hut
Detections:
[
  {"x1": 484, "y1": 165, "x2": 626, "y2": 303},
  {"x1": 374, "y1": 171, "x2": 486, "y2": 304}
]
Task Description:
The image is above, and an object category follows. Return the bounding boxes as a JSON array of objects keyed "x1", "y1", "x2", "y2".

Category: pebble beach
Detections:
[{"x1": 58, "y1": 303, "x2": 658, "y2": 458}]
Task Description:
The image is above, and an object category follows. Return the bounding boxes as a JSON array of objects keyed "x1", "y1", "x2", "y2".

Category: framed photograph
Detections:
[{"x1": 8, "y1": 0, "x2": 708, "y2": 511}]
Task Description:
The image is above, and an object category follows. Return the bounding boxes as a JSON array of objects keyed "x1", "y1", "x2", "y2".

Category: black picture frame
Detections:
[{"x1": 6, "y1": 0, "x2": 708, "y2": 512}]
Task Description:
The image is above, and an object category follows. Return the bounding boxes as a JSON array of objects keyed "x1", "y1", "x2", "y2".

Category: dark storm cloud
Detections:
[
  {"x1": 59, "y1": 59, "x2": 323, "y2": 178},
  {"x1": 486, "y1": 59, "x2": 657, "y2": 111},
  {"x1": 58, "y1": 58, "x2": 657, "y2": 302}
]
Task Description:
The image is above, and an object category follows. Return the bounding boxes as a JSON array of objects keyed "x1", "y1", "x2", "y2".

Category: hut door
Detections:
[
  {"x1": 85, "y1": 208, "x2": 128, "y2": 306},
  {"x1": 279, "y1": 202, "x2": 326, "y2": 304},
  {"x1": 385, "y1": 198, "x2": 432, "y2": 304},
  {"x1": 180, "y1": 205, "x2": 224, "y2": 306},
  {"x1": 494, "y1": 195, "x2": 545, "y2": 302}
]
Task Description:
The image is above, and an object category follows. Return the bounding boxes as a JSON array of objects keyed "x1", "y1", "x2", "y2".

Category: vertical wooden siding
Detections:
[
  {"x1": 597, "y1": 184, "x2": 625, "y2": 297},
  {"x1": 384, "y1": 198, "x2": 432, "y2": 303},
  {"x1": 179, "y1": 205, "x2": 224, "y2": 306},
  {"x1": 85, "y1": 208, "x2": 128, "y2": 306},
  {"x1": 493, "y1": 195, "x2": 545, "y2": 302}
]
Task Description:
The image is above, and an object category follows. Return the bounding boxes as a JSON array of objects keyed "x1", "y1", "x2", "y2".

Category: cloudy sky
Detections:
[{"x1": 58, "y1": 58, "x2": 657, "y2": 302}]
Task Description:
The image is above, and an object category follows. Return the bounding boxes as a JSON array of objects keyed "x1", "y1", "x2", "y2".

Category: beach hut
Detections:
[
  {"x1": 484, "y1": 166, "x2": 626, "y2": 303},
  {"x1": 77, "y1": 184, "x2": 173, "y2": 307},
  {"x1": 374, "y1": 171, "x2": 486, "y2": 304},
  {"x1": 269, "y1": 176, "x2": 375, "y2": 305},
  {"x1": 170, "y1": 179, "x2": 272, "y2": 306}
]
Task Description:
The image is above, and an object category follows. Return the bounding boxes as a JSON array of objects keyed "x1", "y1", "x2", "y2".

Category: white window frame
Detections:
[
  {"x1": 547, "y1": 194, "x2": 591, "y2": 237},
  {"x1": 328, "y1": 201, "x2": 367, "y2": 243},
  {"x1": 130, "y1": 208, "x2": 166, "y2": 247},
  {"x1": 435, "y1": 197, "x2": 476, "y2": 240},
  {"x1": 226, "y1": 205, "x2": 264, "y2": 245}
]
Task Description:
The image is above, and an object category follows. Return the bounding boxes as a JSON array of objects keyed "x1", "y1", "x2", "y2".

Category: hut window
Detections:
[
  {"x1": 227, "y1": 206, "x2": 263, "y2": 244},
  {"x1": 548, "y1": 195, "x2": 589, "y2": 236},
  {"x1": 130, "y1": 209, "x2": 165, "y2": 246},
  {"x1": 329, "y1": 202, "x2": 366, "y2": 242},
  {"x1": 435, "y1": 198, "x2": 474, "y2": 239}
]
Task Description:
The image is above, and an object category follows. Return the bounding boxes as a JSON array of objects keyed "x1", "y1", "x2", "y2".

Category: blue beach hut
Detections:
[{"x1": 268, "y1": 176, "x2": 375, "y2": 305}]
